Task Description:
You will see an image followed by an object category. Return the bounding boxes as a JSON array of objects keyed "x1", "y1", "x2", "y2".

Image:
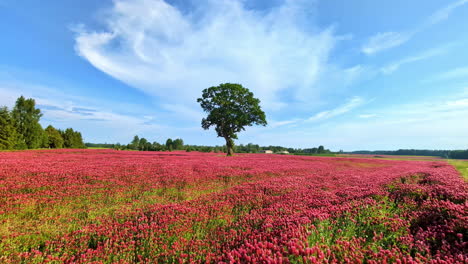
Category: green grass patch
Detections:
[
  {"x1": 447, "y1": 159, "x2": 468, "y2": 181},
  {"x1": 302, "y1": 198, "x2": 410, "y2": 262}
]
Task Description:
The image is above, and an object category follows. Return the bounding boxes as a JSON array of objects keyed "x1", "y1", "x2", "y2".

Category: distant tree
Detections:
[
  {"x1": 61, "y1": 128, "x2": 72, "y2": 148},
  {"x1": 246, "y1": 143, "x2": 259, "y2": 153},
  {"x1": 138, "y1": 138, "x2": 148, "y2": 151},
  {"x1": 318, "y1": 145, "x2": 325, "y2": 154},
  {"x1": 152, "y1": 141, "x2": 162, "y2": 151},
  {"x1": 131, "y1": 135, "x2": 140, "y2": 150},
  {"x1": 61, "y1": 128, "x2": 85, "y2": 148},
  {"x1": 172, "y1": 138, "x2": 184, "y2": 150},
  {"x1": 0, "y1": 107, "x2": 20, "y2": 150},
  {"x1": 45, "y1": 125, "x2": 64, "y2": 148},
  {"x1": 113, "y1": 143, "x2": 122, "y2": 150},
  {"x1": 11, "y1": 96, "x2": 44, "y2": 149},
  {"x1": 166, "y1": 138, "x2": 173, "y2": 151},
  {"x1": 310, "y1": 148, "x2": 318, "y2": 154},
  {"x1": 197, "y1": 83, "x2": 267, "y2": 156},
  {"x1": 73, "y1": 131, "x2": 85, "y2": 149}
]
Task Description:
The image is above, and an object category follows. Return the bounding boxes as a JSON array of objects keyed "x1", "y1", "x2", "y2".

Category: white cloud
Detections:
[
  {"x1": 445, "y1": 98, "x2": 468, "y2": 107},
  {"x1": 0, "y1": 86, "x2": 20, "y2": 108},
  {"x1": 74, "y1": 0, "x2": 356, "y2": 111},
  {"x1": 362, "y1": 0, "x2": 468, "y2": 55},
  {"x1": 307, "y1": 96, "x2": 365, "y2": 122},
  {"x1": 269, "y1": 119, "x2": 300, "y2": 128},
  {"x1": 361, "y1": 32, "x2": 413, "y2": 55},
  {"x1": 0, "y1": 80, "x2": 168, "y2": 143},
  {"x1": 380, "y1": 45, "x2": 450, "y2": 74},
  {"x1": 358, "y1": 114, "x2": 377, "y2": 119},
  {"x1": 160, "y1": 103, "x2": 204, "y2": 122},
  {"x1": 245, "y1": 90, "x2": 468, "y2": 150},
  {"x1": 428, "y1": 0, "x2": 468, "y2": 25},
  {"x1": 431, "y1": 67, "x2": 468, "y2": 81}
]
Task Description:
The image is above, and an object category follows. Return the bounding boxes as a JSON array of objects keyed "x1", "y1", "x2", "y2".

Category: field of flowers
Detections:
[{"x1": 0, "y1": 149, "x2": 466, "y2": 263}]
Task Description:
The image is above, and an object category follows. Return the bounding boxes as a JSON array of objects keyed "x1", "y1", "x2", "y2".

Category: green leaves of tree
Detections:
[
  {"x1": 197, "y1": 83, "x2": 267, "y2": 155},
  {"x1": 11, "y1": 96, "x2": 43, "y2": 149},
  {"x1": 0, "y1": 96, "x2": 86, "y2": 150}
]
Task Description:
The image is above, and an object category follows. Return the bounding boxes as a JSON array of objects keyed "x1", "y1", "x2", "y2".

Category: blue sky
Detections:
[{"x1": 1, "y1": 0, "x2": 468, "y2": 150}]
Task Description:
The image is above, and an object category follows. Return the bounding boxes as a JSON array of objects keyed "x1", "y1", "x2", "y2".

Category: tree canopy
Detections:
[
  {"x1": 61, "y1": 128, "x2": 86, "y2": 149},
  {"x1": 45, "y1": 125, "x2": 64, "y2": 148},
  {"x1": 197, "y1": 83, "x2": 267, "y2": 156},
  {"x1": 11, "y1": 96, "x2": 43, "y2": 149},
  {"x1": 0, "y1": 107, "x2": 20, "y2": 150},
  {"x1": 0, "y1": 96, "x2": 86, "y2": 150}
]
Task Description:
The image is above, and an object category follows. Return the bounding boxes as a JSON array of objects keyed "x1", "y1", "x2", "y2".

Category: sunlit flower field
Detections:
[{"x1": 0, "y1": 150, "x2": 466, "y2": 263}]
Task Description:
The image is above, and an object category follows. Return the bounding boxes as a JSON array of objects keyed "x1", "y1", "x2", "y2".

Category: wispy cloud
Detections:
[
  {"x1": 362, "y1": 0, "x2": 468, "y2": 55},
  {"x1": 251, "y1": 90, "x2": 468, "y2": 150},
  {"x1": 73, "y1": 0, "x2": 360, "y2": 111},
  {"x1": 0, "y1": 80, "x2": 167, "y2": 143},
  {"x1": 427, "y1": 0, "x2": 468, "y2": 25},
  {"x1": 358, "y1": 114, "x2": 377, "y2": 119},
  {"x1": 160, "y1": 103, "x2": 204, "y2": 122},
  {"x1": 269, "y1": 119, "x2": 300, "y2": 128},
  {"x1": 430, "y1": 67, "x2": 468, "y2": 81},
  {"x1": 380, "y1": 45, "x2": 451, "y2": 74},
  {"x1": 307, "y1": 96, "x2": 365, "y2": 122},
  {"x1": 361, "y1": 32, "x2": 413, "y2": 55}
]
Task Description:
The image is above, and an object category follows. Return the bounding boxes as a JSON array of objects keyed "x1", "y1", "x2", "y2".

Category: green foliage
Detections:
[
  {"x1": 165, "y1": 138, "x2": 173, "y2": 150},
  {"x1": 0, "y1": 107, "x2": 20, "y2": 150},
  {"x1": 118, "y1": 135, "x2": 335, "y2": 156},
  {"x1": 131, "y1": 135, "x2": 140, "y2": 150},
  {"x1": 133, "y1": 137, "x2": 156, "y2": 151},
  {"x1": 318, "y1": 145, "x2": 325, "y2": 153},
  {"x1": 85, "y1": 143, "x2": 119, "y2": 149},
  {"x1": 0, "y1": 96, "x2": 85, "y2": 150},
  {"x1": 40, "y1": 129, "x2": 49, "y2": 148},
  {"x1": 45, "y1": 125, "x2": 64, "y2": 148},
  {"x1": 172, "y1": 138, "x2": 184, "y2": 150},
  {"x1": 350, "y1": 149, "x2": 468, "y2": 159},
  {"x1": 307, "y1": 198, "x2": 409, "y2": 261},
  {"x1": 11, "y1": 96, "x2": 44, "y2": 149},
  {"x1": 119, "y1": 137, "x2": 185, "y2": 151},
  {"x1": 138, "y1": 137, "x2": 148, "y2": 151},
  {"x1": 152, "y1": 142, "x2": 163, "y2": 151},
  {"x1": 61, "y1": 128, "x2": 85, "y2": 149},
  {"x1": 197, "y1": 83, "x2": 267, "y2": 156}
]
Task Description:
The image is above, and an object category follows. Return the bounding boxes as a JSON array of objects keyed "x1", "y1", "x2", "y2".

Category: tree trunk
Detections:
[{"x1": 225, "y1": 137, "x2": 234, "y2": 156}]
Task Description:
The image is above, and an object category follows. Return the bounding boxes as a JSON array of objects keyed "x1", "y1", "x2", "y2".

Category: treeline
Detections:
[
  {"x1": 110, "y1": 136, "x2": 202, "y2": 152},
  {"x1": 96, "y1": 135, "x2": 332, "y2": 154},
  {"x1": 235, "y1": 144, "x2": 332, "y2": 154},
  {"x1": 126, "y1": 136, "x2": 186, "y2": 151},
  {"x1": 350, "y1": 149, "x2": 468, "y2": 159},
  {"x1": 0, "y1": 96, "x2": 85, "y2": 150}
]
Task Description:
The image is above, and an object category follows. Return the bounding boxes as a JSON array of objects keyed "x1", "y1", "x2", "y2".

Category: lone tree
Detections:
[{"x1": 197, "y1": 83, "x2": 267, "y2": 156}]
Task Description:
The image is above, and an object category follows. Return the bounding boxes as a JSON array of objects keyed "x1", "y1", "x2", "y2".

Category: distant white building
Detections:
[
  {"x1": 259, "y1": 150, "x2": 274, "y2": 154},
  {"x1": 277, "y1": 151, "x2": 289, "y2": 154}
]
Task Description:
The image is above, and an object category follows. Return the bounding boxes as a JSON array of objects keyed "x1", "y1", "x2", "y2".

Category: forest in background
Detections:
[
  {"x1": 86, "y1": 136, "x2": 333, "y2": 155},
  {"x1": 349, "y1": 149, "x2": 468, "y2": 159},
  {"x1": 0, "y1": 96, "x2": 85, "y2": 150}
]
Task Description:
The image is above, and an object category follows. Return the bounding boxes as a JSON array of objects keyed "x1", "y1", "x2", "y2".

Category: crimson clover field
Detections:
[{"x1": 0, "y1": 150, "x2": 466, "y2": 263}]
